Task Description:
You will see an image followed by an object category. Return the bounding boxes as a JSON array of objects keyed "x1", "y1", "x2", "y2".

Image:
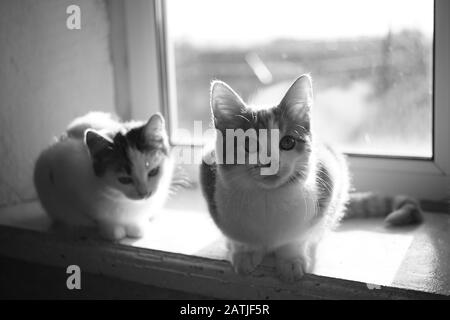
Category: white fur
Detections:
[
  {"x1": 214, "y1": 145, "x2": 348, "y2": 281},
  {"x1": 209, "y1": 76, "x2": 350, "y2": 281},
  {"x1": 215, "y1": 176, "x2": 317, "y2": 248},
  {"x1": 34, "y1": 113, "x2": 174, "y2": 240}
]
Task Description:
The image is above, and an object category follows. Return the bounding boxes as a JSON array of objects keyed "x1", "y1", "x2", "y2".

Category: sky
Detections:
[{"x1": 166, "y1": 0, "x2": 434, "y2": 47}]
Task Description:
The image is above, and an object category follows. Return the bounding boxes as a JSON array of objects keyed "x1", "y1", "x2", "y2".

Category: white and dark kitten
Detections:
[
  {"x1": 34, "y1": 112, "x2": 174, "y2": 240},
  {"x1": 201, "y1": 75, "x2": 422, "y2": 281}
]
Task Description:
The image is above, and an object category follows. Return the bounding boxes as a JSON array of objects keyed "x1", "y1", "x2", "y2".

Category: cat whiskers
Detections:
[
  {"x1": 286, "y1": 165, "x2": 307, "y2": 184},
  {"x1": 302, "y1": 185, "x2": 319, "y2": 220},
  {"x1": 234, "y1": 114, "x2": 250, "y2": 123},
  {"x1": 316, "y1": 166, "x2": 333, "y2": 195},
  {"x1": 295, "y1": 125, "x2": 308, "y2": 135},
  {"x1": 314, "y1": 166, "x2": 334, "y2": 216}
]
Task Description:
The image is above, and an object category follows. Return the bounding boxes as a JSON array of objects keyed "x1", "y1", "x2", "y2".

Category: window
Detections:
[
  {"x1": 152, "y1": 0, "x2": 449, "y2": 201},
  {"x1": 163, "y1": 0, "x2": 434, "y2": 158}
]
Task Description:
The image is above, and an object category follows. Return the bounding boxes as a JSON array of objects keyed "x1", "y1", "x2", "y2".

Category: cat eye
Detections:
[
  {"x1": 118, "y1": 176, "x2": 133, "y2": 185},
  {"x1": 279, "y1": 136, "x2": 296, "y2": 151},
  {"x1": 148, "y1": 166, "x2": 160, "y2": 177}
]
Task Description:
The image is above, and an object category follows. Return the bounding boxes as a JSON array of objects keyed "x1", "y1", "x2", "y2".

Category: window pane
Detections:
[{"x1": 165, "y1": 0, "x2": 433, "y2": 158}]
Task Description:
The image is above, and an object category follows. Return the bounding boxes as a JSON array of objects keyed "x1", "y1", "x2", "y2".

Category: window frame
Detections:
[{"x1": 120, "y1": 0, "x2": 449, "y2": 201}]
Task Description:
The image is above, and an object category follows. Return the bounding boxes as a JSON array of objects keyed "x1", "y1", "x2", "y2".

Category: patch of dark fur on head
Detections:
[
  {"x1": 275, "y1": 100, "x2": 311, "y2": 133},
  {"x1": 217, "y1": 107, "x2": 278, "y2": 171},
  {"x1": 124, "y1": 125, "x2": 169, "y2": 155},
  {"x1": 90, "y1": 122, "x2": 169, "y2": 177},
  {"x1": 90, "y1": 138, "x2": 130, "y2": 177},
  {"x1": 214, "y1": 110, "x2": 254, "y2": 135}
]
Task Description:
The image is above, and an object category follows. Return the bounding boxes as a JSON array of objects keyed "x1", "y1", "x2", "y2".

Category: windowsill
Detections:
[{"x1": 0, "y1": 189, "x2": 449, "y2": 299}]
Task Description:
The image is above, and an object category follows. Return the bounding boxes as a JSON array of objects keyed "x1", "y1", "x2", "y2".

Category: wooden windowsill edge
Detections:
[{"x1": 0, "y1": 224, "x2": 445, "y2": 300}]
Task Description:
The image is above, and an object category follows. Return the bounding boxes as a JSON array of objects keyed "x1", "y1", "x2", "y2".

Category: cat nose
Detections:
[
  {"x1": 137, "y1": 187, "x2": 150, "y2": 198},
  {"x1": 138, "y1": 190, "x2": 152, "y2": 199}
]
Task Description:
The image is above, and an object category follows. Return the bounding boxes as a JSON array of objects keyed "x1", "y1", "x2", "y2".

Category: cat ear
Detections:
[
  {"x1": 143, "y1": 113, "x2": 165, "y2": 139},
  {"x1": 210, "y1": 80, "x2": 247, "y2": 129},
  {"x1": 84, "y1": 129, "x2": 114, "y2": 158},
  {"x1": 279, "y1": 74, "x2": 313, "y2": 119}
]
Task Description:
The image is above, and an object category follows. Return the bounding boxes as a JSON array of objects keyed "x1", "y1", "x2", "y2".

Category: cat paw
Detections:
[
  {"x1": 99, "y1": 224, "x2": 127, "y2": 241},
  {"x1": 230, "y1": 250, "x2": 264, "y2": 275},
  {"x1": 276, "y1": 257, "x2": 308, "y2": 282},
  {"x1": 126, "y1": 224, "x2": 145, "y2": 238}
]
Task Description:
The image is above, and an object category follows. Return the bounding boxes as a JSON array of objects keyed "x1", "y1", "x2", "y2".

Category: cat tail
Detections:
[{"x1": 344, "y1": 192, "x2": 423, "y2": 226}]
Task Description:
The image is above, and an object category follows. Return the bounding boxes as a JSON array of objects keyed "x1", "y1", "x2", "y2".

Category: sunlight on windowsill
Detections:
[{"x1": 0, "y1": 188, "x2": 449, "y2": 297}]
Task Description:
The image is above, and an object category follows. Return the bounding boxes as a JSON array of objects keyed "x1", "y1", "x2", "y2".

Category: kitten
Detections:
[
  {"x1": 201, "y1": 75, "x2": 422, "y2": 281},
  {"x1": 34, "y1": 111, "x2": 174, "y2": 240}
]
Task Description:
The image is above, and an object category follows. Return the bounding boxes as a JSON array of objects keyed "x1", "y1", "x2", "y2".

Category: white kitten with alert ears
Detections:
[
  {"x1": 34, "y1": 111, "x2": 174, "y2": 240},
  {"x1": 201, "y1": 75, "x2": 422, "y2": 281}
]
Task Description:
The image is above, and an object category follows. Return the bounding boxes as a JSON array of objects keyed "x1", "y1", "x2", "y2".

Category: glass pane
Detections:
[{"x1": 165, "y1": 0, "x2": 433, "y2": 158}]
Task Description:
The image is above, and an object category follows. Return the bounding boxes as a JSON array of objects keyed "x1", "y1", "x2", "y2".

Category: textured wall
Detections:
[{"x1": 0, "y1": 0, "x2": 116, "y2": 206}]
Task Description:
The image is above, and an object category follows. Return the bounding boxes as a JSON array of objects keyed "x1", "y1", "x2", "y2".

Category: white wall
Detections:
[{"x1": 0, "y1": 0, "x2": 116, "y2": 206}]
